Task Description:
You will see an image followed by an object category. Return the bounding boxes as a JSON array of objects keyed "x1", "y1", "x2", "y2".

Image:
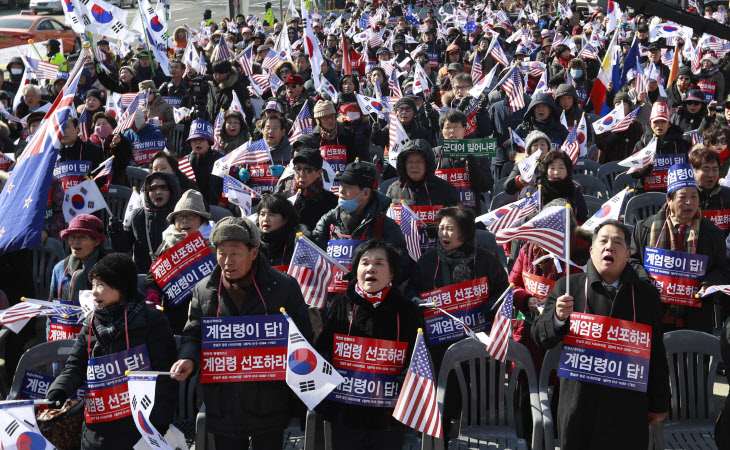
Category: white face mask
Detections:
[
  {"x1": 346, "y1": 112, "x2": 360, "y2": 121},
  {"x1": 10, "y1": 68, "x2": 22, "y2": 75}
]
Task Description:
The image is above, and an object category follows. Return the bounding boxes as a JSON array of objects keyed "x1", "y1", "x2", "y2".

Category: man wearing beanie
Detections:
[
  {"x1": 595, "y1": 93, "x2": 644, "y2": 163},
  {"x1": 371, "y1": 96, "x2": 434, "y2": 149},
  {"x1": 172, "y1": 217, "x2": 313, "y2": 449},
  {"x1": 47, "y1": 253, "x2": 178, "y2": 450},
  {"x1": 210, "y1": 59, "x2": 255, "y2": 129},
  {"x1": 311, "y1": 99, "x2": 360, "y2": 162},
  {"x1": 285, "y1": 147, "x2": 338, "y2": 230},
  {"x1": 276, "y1": 73, "x2": 313, "y2": 124}
]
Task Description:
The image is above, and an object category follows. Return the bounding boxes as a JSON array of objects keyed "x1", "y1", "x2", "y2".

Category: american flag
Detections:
[
  {"x1": 262, "y1": 49, "x2": 286, "y2": 72},
  {"x1": 289, "y1": 103, "x2": 313, "y2": 143},
  {"x1": 252, "y1": 73, "x2": 271, "y2": 92},
  {"x1": 490, "y1": 39, "x2": 510, "y2": 67},
  {"x1": 471, "y1": 54, "x2": 483, "y2": 84},
  {"x1": 389, "y1": 68, "x2": 402, "y2": 99},
  {"x1": 238, "y1": 46, "x2": 254, "y2": 76},
  {"x1": 178, "y1": 156, "x2": 196, "y2": 181},
  {"x1": 661, "y1": 50, "x2": 673, "y2": 67},
  {"x1": 212, "y1": 39, "x2": 232, "y2": 62},
  {"x1": 222, "y1": 174, "x2": 256, "y2": 198},
  {"x1": 485, "y1": 285, "x2": 514, "y2": 363},
  {"x1": 684, "y1": 130, "x2": 703, "y2": 146},
  {"x1": 613, "y1": 105, "x2": 642, "y2": 133},
  {"x1": 400, "y1": 204, "x2": 421, "y2": 261},
  {"x1": 714, "y1": 8, "x2": 727, "y2": 23},
  {"x1": 502, "y1": 67, "x2": 525, "y2": 113},
  {"x1": 561, "y1": 124, "x2": 580, "y2": 164},
  {"x1": 634, "y1": 70, "x2": 648, "y2": 94},
  {"x1": 113, "y1": 93, "x2": 141, "y2": 135},
  {"x1": 229, "y1": 138, "x2": 272, "y2": 166},
  {"x1": 287, "y1": 236, "x2": 335, "y2": 309},
  {"x1": 487, "y1": 193, "x2": 539, "y2": 233},
  {"x1": 78, "y1": 106, "x2": 89, "y2": 141},
  {"x1": 495, "y1": 205, "x2": 567, "y2": 258},
  {"x1": 0, "y1": 302, "x2": 42, "y2": 326},
  {"x1": 0, "y1": 101, "x2": 22, "y2": 124},
  {"x1": 551, "y1": 34, "x2": 565, "y2": 50},
  {"x1": 369, "y1": 28, "x2": 383, "y2": 48},
  {"x1": 212, "y1": 109, "x2": 225, "y2": 151},
  {"x1": 392, "y1": 331, "x2": 443, "y2": 438},
  {"x1": 579, "y1": 42, "x2": 598, "y2": 60},
  {"x1": 120, "y1": 93, "x2": 138, "y2": 109},
  {"x1": 199, "y1": 53, "x2": 208, "y2": 76},
  {"x1": 22, "y1": 56, "x2": 61, "y2": 80},
  {"x1": 93, "y1": 156, "x2": 114, "y2": 181}
]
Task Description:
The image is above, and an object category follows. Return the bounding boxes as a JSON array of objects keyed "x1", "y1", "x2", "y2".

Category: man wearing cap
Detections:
[
  {"x1": 533, "y1": 219, "x2": 670, "y2": 450},
  {"x1": 132, "y1": 49, "x2": 166, "y2": 86},
  {"x1": 210, "y1": 59, "x2": 255, "y2": 129},
  {"x1": 670, "y1": 89, "x2": 710, "y2": 133},
  {"x1": 372, "y1": 97, "x2": 435, "y2": 149},
  {"x1": 172, "y1": 216, "x2": 313, "y2": 450},
  {"x1": 421, "y1": 27, "x2": 444, "y2": 69},
  {"x1": 185, "y1": 120, "x2": 224, "y2": 205},
  {"x1": 313, "y1": 162, "x2": 409, "y2": 268},
  {"x1": 697, "y1": 53, "x2": 726, "y2": 105},
  {"x1": 276, "y1": 73, "x2": 313, "y2": 125},
  {"x1": 644, "y1": 43, "x2": 670, "y2": 84},
  {"x1": 285, "y1": 148, "x2": 338, "y2": 231},
  {"x1": 45, "y1": 39, "x2": 67, "y2": 72},
  {"x1": 631, "y1": 163, "x2": 729, "y2": 333}
]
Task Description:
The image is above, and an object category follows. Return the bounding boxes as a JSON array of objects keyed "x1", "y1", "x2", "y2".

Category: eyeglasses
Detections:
[
  {"x1": 711, "y1": 138, "x2": 728, "y2": 145},
  {"x1": 686, "y1": 101, "x2": 702, "y2": 106},
  {"x1": 396, "y1": 106, "x2": 414, "y2": 113},
  {"x1": 148, "y1": 184, "x2": 169, "y2": 192},
  {"x1": 67, "y1": 234, "x2": 93, "y2": 242},
  {"x1": 453, "y1": 85, "x2": 472, "y2": 91},
  {"x1": 286, "y1": 83, "x2": 299, "y2": 89},
  {"x1": 443, "y1": 124, "x2": 464, "y2": 132},
  {"x1": 174, "y1": 214, "x2": 199, "y2": 222},
  {"x1": 294, "y1": 166, "x2": 316, "y2": 174}
]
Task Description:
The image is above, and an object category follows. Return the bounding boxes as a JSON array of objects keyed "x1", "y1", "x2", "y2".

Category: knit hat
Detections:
[
  {"x1": 84, "y1": 89, "x2": 104, "y2": 103},
  {"x1": 210, "y1": 216, "x2": 261, "y2": 247},
  {"x1": 167, "y1": 190, "x2": 211, "y2": 222},
  {"x1": 138, "y1": 80, "x2": 158, "y2": 93},
  {"x1": 524, "y1": 130, "x2": 551, "y2": 153},
  {"x1": 313, "y1": 100, "x2": 336, "y2": 118},
  {"x1": 394, "y1": 96, "x2": 417, "y2": 111},
  {"x1": 701, "y1": 53, "x2": 718, "y2": 65},
  {"x1": 119, "y1": 65, "x2": 136, "y2": 76},
  {"x1": 60, "y1": 214, "x2": 106, "y2": 243},
  {"x1": 684, "y1": 89, "x2": 705, "y2": 103},
  {"x1": 650, "y1": 102, "x2": 670, "y2": 122},
  {"x1": 293, "y1": 147, "x2": 324, "y2": 170},
  {"x1": 187, "y1": 119, "x2": 214, "y2": 142},
  {"x1": 613, "y1": 91, "x2": 631, "y2": 106},
  {"x1": 677, "y1": 65, "x2": 693, "y2": 79},
  {"x1": 286, "y1": 73, "x2": 304, "y2": 85},
  {"x1": 88, "y1": 253, "x2": 139, "y2": 301},
  {"x1": 212, "y1": 59, "x2": 232, "y2": 74},
  {"x1": 448, "y1": 62, "x2": 463, "y2": 72}
]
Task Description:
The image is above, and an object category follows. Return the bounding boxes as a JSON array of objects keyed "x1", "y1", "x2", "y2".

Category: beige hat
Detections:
[
  {"x1": 313, "y1": 100, "x2": 336, "y2": 118},
  {"x1": 166, "y1": 190, "x2": 211, "y2": 222}
]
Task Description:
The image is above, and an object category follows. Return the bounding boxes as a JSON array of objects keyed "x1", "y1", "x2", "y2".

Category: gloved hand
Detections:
[
  {"x1": 478, "y1": 94, "x2": 489, "y2": 112},
  {"x1": 630, "y1": 163, "x2": 654, "y2": 179},
  {"x1": 46, "y1": 389, "x2": 68, "y2": 409},
  {"x1": 145, "y1": 290, "x2": 161, "y2": 308},
  {"x1": 372, "y1": 122, "x2": 382, "y2": 134},
  {"x1": 465, "y1": 155, "x2": 479, "y2": 174},
  {"x1": 457, "y1": 96, "x2": 471, "y2": 112},
  {"x1": 423, "y1": 101, "x2": 434, "y2": 114},
  {"x1": 269, "y1": 165, "x2": 285, "y2": 177},
  {"x1": 108, "y1": 217, "x2": 123, "y2": 235},
  {"x1": 238, "y1": 169, "x2": 251, "y2": 183}
]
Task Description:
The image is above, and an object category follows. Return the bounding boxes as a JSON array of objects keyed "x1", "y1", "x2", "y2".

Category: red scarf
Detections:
[
  {"x1": 557, "y1": 56, "x2": 572, "y2": 69},
  {"x1": 285, "y1": 94, "x2": 299, "y2": 106},
  {"x1": 719, "y1": 147, "x2": 730, "y2": 163},
  {"x1": 355, "y1": 282, "x2": 392, "y2": 308}
]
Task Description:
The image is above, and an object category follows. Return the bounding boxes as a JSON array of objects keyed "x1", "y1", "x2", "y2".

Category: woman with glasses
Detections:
[
  {"x1": 142, "y1": 190, "x2": 214, "y2": 333},
  {"x1": 671, "y1": 89, "x2": 709, "y2": 133},
  {"x1": 702, "y1": 124, "x2": 730, "y2": 177},
  {"x1": 109, "y1": 172, "x2": 182, "y2": 273},
  {"x1": 273, "y1": 61, "x2": 297, "y2": 96},
  {"x1": 689, "y1": 147, "x2": 730, "y2": 237}
]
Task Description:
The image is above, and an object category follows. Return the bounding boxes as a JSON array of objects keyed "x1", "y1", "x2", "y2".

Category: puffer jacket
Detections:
[
  {"x1": 386, "y1": 139, "x2": 460, "y2": 208},
  {"x1": 109, "y1": 172, "x2": 181, "y2": 273},
  {"x1": 670, "y1": 104, "x2": 710, "y2": 133},
  {"x1": 696, "y1": 65, "x2": 725, "y2": 104},
  {"x1": 312, "y1": 123, "x2": 359, "y2": 163},
  {"x1": 514, "y1": 93, "x2": 570, "y2": 148},
  {"x1": 178, "y1": 260, "x2": 314, "y2": 438},
  {"x1": 699, "y1": 184, "x2": 730, "y2": 235},
  {"x1": 48, "y1": 295, "x2": 177, "y2": 450}
]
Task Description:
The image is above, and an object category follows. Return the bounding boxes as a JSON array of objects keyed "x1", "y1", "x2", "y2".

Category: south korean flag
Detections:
[
  {"x1": 283, "y1": 310, "x2": 344, "y2": 410},
  {"x1": 0, "y1": 400, "x2": 55, "y2": 450},
  {"x1": 127, "y1": 373, "x2": 174, "y2": 450}
]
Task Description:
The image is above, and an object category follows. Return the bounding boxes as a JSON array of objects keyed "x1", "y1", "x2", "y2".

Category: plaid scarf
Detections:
[
  {"x1": 647, "y1": 203, "x2": 701, "y2": 328},
  {"x1": 294, "y1": 176, "x2": 325, "y2": 203},
  {"x1": 92, "y1": 296, "x2": 146, "y2": 353}
]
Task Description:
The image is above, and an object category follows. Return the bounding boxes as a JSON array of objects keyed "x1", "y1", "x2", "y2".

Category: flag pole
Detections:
[
  {"x1": 400, "y1": 200, "x2": 428, "y2": 227},
  {"x1": 565, "y1": 204, "x2": 571, "y2": 296},
  {"x1": 294, "y1": 232, "x2": 348, "y2": 272},
  {"x1": 125, "y1": 370, "x2": 180, "y2": 376}
]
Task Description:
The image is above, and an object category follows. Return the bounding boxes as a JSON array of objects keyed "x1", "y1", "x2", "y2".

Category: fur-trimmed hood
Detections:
[{"x1": 218, "y1": 68, "x2": 239, "y2": 90}]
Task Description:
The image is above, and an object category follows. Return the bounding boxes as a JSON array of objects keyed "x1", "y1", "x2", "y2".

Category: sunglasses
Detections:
[
  {"x1": 711, "y1": 138, "x2": 728, "y2": 145},
  {"x1": 294, "y1": 166, "x2": 316, "y2": 174},
  {"x1": 686, "y1": 101, "x2": 702, "y2": 106}
]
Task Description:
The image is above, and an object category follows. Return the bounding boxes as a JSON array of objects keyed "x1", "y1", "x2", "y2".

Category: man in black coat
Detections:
[
  {"x1": 210, "y1": 59, "x2": 255, "y2": 129},
  {"x1": 533, "y1": 220, "x2": 670, "y2": 450},
  {"x1": 284, "y1": 148, "x2": 338, "y2": 231},
  {"x1": 57, "y1": 117, "x2": 105, "y2": 170},
  {"x1": 171, "y1": 217, "x2": 313, "y2": 448}
]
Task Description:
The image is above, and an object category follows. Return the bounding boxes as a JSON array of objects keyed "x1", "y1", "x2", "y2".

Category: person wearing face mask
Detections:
[
  {"x1": 317, "y1": 239, "x2": 420, "y2": 450},
  {"x1": 142, "y1": 190, "x2": 214, "y2": 333},
  {"x1": 256, "y1": 193, "x2": 305, "y2": 269},
  {"x1": 108, "y1": 172, "x2": 182, "y2": 273},
  {"x1": 565, "y1": 59, "x2": 594, "y2": 110},
  {"x1": 285, "y1": 148, "x2": 338, "y2": 231},
  {"x1": 702, "y1": 124, "x2": 730, "y2": 177},
  {"x1": 536, "y1": 149, "x2": 588, "y2": 223},
  {"x1": 690, "y1": 148, "x2": 730, "y2": 236},
  {"x1": 4, "y1": 57, "x2": 25, "y2": 101},
  {"x1": 630, "y1": 163, "x2": 729, "y2": 333},
  {"x1": 513, "y1": 93, "x2": 570, "y2": 147},
  {"x1": 96, "y1": 65, "x2": 139, "y2": 94},
  {"x1": 671, "y1": 89, "x2": 709, "y2": 133},
  {"x1": 123, "y1": 109, "x2": 167, "y2": 164},
  {"x1": 185, "y1": 120, "x2": 224, "y2": 205},
  {"x1": 89, "y1": 114, "x2": 135, "y2": 188},
  {"x1": 595, "y1": 93, "x2": 644, "y2": 163}
]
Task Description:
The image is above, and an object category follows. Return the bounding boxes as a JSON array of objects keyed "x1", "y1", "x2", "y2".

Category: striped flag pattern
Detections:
[
  {"x1": 471, "y1": 54, "x2": 483, "y2": 84},
  {"x1": 289, "y1": 103, "x2": 314, "y2": 143},
  {"x1": 392, "y1": 332, "x2": 443, "y2": 438},
  {"x1": 120, "y1": 93, "x2": 137, "y2": 109},
  {"x1": 252, "y1": 73, "x2": 271, "y2": 92},
  {"x1": 212, "y1": 39, "x2": 232, "y2": 62},
  {"x1": 238, "y1": 46, "x2": 254, "y2": 76},
  {"x1": 23, "y1": 56, "x2": 61, "y2": 80},
  {"x1": 389, "y1": 68, "x2": 402, "y2": 99},
  {"x1": 113, "y1": 93, "x2": 141, "y2": 135},
  {"x1": 487, "y1": 193, "x2": 539, "y2": 233},
  {"x1": 212, "y1": 109, "x2": 225, "y2": 151},
  {"x1": 561, "y1": 124, "x2": 580, "y2": 164},
  {"x1": 262, "y1": 49, "x2": 286, "y2": 72},
  {"x1": 229, "y1": 139, "x2": 272, "y2": 166},
  {"x1": 613, "y1": 106, "x2": 642, "y2": 132},
  {"x1": 0, "y1": 303, "x2": 42, "y2": 326},
  {"x1": 684, "y1": 130, "x2": 703, "y2": 146},
  {"x1": 495, "y1": 206, "x2": 567, "y2": 258},
  {"x1": 490, "y1": 39, "x2": 510, "y2": 67},
  {"x1": 503, "y1": 67, "x2": 525, "y2": 113},
  {"x1": 400, "y1": 204, "x2": 421, "y2": 261},
  {"x1": 78, "y1": 106, "x2": 89, "y2": 141},
  {"x1": 178, "y1": 157, "x2": 196, "y2": 181},
  {"x1": 287, "y1": 237, "x2": 334, "y2": 309},
  {"x1": 93, "y1": 156, "x2": 114, "y2": 181},
  {"x1": 486, "y1": 286, "x2": 514, "y2": 363}
]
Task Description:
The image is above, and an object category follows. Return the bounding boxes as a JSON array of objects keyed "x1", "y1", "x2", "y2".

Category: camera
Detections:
[
  {"x1": 714, "y1": 105, "x2": 725, "y2": 112},
  {"x1": 187, "y1": 76, "x2": 210, "y2": 120}
]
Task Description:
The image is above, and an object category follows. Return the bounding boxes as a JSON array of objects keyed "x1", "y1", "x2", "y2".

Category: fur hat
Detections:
[
  {"x1": 88, "y1": 253, "x2": 138, "y2": 301},
  {"x1": 210, "y1": 216, "x2": 261, "y2": 247},
  {"x1": 138, "y1": 80, "x2": 158, "y2": 93}
]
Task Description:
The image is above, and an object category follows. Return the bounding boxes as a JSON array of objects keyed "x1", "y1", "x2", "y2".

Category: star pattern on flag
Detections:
[
  {"x1": 6, "y1": 182, "x2": 13, "y2": 194},
  {"x1": 23, "y1": 196, "x2": 33, "y2": 208}
]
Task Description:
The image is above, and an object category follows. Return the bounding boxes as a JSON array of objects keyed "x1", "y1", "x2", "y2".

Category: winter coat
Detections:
[
  {"x1": 57, "y1": 139, "x2": 105, "y2": 172},
  {"x1": 628, "y1": 89, "x2": 671, "y2": 126},
  {"x1": 109, "y1": 172, "x2": 181, "y2": 273},
  {"x1": 210, "y1": 68, "x2": 254, "y2": 128},
  {"x1": 122, "y1": 123, "x2": 166, "y2": 153},
  {"x1": 514, "y1": 93, "x2": 570, "y2": 148},
  {"x1": 700, "y1": 184, "x2": 730, "y2": 225},
  {"x1": 267, "y1": 137, "x2": 293, "y2": 166},
  {"x1": 532, "y1": 261, "x2": 670, "y2": 450},
  {"x1": 670, "y1": 104, "x2": 709, "y2": 133},
  {"x1": 96, "y1": 69, "x2": 139, "y2": 94},
  {"x1": 312, "y1": 123, "x2": 361, "y2": 163},
  {"x1": 259, "y1": 224, "x2": 305, "y2": 267},
  {"x1": 285, "y1": 186, "x2": 338, "y2": 232},
  {"x1": 187, "y1": 148, "x2": 223, "y2": 206},
  {"x1": 145, "y1": 94, "x2": 175, "y2": 138},
  {"x1": 386, "y1": 139, "x2": 460, "y2": 208},
  {"x1": 276, "y1": 88, "x2": 314, "y2": 125},
  {"x1": 488, "y1": 93, "x2": 531, "y2": 167},
  {"x1": 630, "y1": 213, "x2": 730, "y2": 332},
  {"x1": 696, "y1": 66, "x2": 726, "y2": 103},
  {"x1": 218, "y1": 131, "x2": 250, "y2": 154},
  {"x1": 48, "y1": 249, "x2": 104, "y2": 303},
  {"x1": 432, "y1": 144, "x2": 493, "y2": 216},
  {"x1": 316, "y1": 281, "x2": 420, "y2": 429},
  {"x1": 178, "y1": 261, "x2": 314, "y2": 438},
  {"x1": 14, "y1": 99, "x2": 49, "y2": 119},
  {"x1": 371, "y1": 116, "x2": 435, "y2": 149},
  {"x1": 596, "y1": 119, "x2": 644, "y2": 163},
  {"x1": 339, "y1": 118, "x2": 372, "y2": 164},
  {"x1": 48, "y1": 297, "x2": 177, "y2": 450}
]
